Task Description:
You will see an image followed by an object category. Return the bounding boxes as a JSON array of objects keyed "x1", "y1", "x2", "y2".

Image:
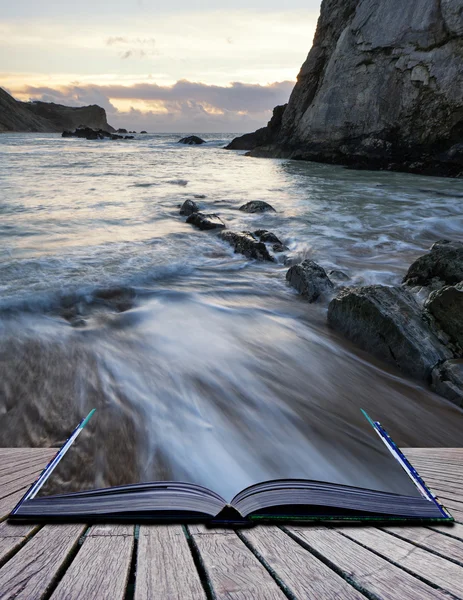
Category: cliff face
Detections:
[
  {"x1": 0, "y1": 88, "x2": 114, "y2": 133},
  {"x1": 229, "y1": 0, "x2": 463, "y2": 176}
]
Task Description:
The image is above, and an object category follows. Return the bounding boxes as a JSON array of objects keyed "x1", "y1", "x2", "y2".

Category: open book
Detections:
[{"x1": 9, "y1": 410, "x2": 453, "y2": 525}]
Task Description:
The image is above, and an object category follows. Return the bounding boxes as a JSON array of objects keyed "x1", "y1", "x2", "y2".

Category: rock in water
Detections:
[
  {"x1": 227, "y1": 0, "x2": 463, "y2": 177},
  {"x1": 426, "y1": 283, "x2": 463, "y2": 348},
  {"x1": 186, "y1": 212, "x2": 225, "y2": 230},
  {"x1": 432, "y1": 360, "x2": 463, "y2": 407},
  {"x1": 179, "y1": 199, "x2": 199, "y2": 216},
  {"x1": 254, "y1": 230, "x2": 281, "y2": 244},
  {"x1": 286, "y1": 260, "x2": 334, "y2": 302},
  {"x1": 239, "y1": 201, "x2": 276, "y2": 213},
  {"x1": 403, "y1": 240, "x2": 463, "y2": 287},
  {"x1": 329, "y1": 270, "x2": 350, "y2": 282},
  {"x1": 178, "y1": 136, "x2": 206, "y2": 145},
  {"x1": 219, "y1": 231, "x2": 274, "y2": 262},
  {"x1": 327, "y1": 285, "x2": 452, "y2": 380}
]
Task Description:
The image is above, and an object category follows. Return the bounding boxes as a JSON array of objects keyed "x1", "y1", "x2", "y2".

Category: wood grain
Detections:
[
  {"x1": 0, "y1": 486, "x2": 30, "y2": 520},
  {"x1": 50, "y1": 531, "x2": 133, "y2": 600},
  {"x1": 288, "y1": 526, "x2": 451, "y2": 600},
  {"x1": 191, "y1": 529, "x2": 286, "y2": 599},
  {"x1": 241, "y1": 526, "x2": 363, "y2": 599},
  {"x1": 382, "y1": 525, "x2": 463, "y2": 565},
  {"x1": 340, "y1": 526, "x2": 463, "y2": 598},
  {"x1": 0, "y1": 524, "x2": 86, "y2": 600},
  {"x1": 135, "y1": 525, "x2": 206, "y2": 600},
  {"x1": 430, "y1": 522, "x2": 463, "y2": 541}
]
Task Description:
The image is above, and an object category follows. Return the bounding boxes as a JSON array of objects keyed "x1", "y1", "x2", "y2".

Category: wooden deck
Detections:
[{"x1": 0, "y1": 448, "x2": 462, "y2": 599}]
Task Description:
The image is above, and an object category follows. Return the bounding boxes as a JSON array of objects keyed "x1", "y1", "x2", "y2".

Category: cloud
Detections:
[
  {"x1": 105, "y1": 36, "x2": 158, "y2": 59},
  {"x1": 20, "y1": 79, "x2": 294, "y2": 132}
]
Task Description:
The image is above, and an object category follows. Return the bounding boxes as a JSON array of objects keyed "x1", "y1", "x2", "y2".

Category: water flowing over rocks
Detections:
[
  {"x1": 219, "y1": 231, "x2": 275, "y2": 262},
  {"x1": 286, "y1": 260, "x2": 334, "y2": 302},
  {"x1": 186, "y1": 212, "x2": 226, "y2": 230},
  {"x1": 239, "y1": 201, "x2": 276, "y2": 213},
  {"x1": 178, "y1": 136, "x2": 206, "y2": 145},
  {"x1": 227, "y1": 0, "x2": 463, "y2": 177},
  {"x1": 179, "y1": 199, "x2": 199, "y2": 216},
  {"x1": 327, "y1": 285, "x2": 453, "y2": 380}
]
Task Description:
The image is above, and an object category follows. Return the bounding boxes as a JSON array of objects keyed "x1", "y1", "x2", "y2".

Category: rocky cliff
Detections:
[
  {"x1": 0, "y1": 88, "x2": 114, "y2": 133},
  {"x1": 228, "y1": 0, "x2": 463, "y2": 177}
]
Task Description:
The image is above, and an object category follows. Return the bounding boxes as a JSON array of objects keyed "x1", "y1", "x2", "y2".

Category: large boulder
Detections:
[
  {"x1": 425, "y1": 282, "x2": 463, "y2": 349},
  {"x1": 219, "y1": 231, "x2": 274, "y2": 262},
  {"x1": 179, "y1": 199, "x2": 199, "y2": 216},
  {"x1": 403, "y1": 240, "x2": 463, "y2": 287},
  {"x1": 431, "y1": 360, "x2": 463, "y2": 407},
  {"x1": 239, "y1": 201, "x2": 276, "y2": 213},
  {"x1": 254, "y1": 230, "x2": 288, "y2": 252},
  {"x1": 286, "y1": 260, "x2": 334, "y2": 302},
  {"x1": 186, "y1": 212, "x2": 225, "y2": 230},
  {"x1": 179, "y1": 136, "x2": 206, "y2": 145},
  {"x1": 327, "y1": 285, "x2": 452, "y2": 380},
  {"x1": 227, "y1": 0, "x2": 463, "y2": 177}
]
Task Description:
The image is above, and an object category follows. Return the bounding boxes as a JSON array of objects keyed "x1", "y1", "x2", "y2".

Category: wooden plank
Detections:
[
  {"x1": 190, "y1": 529, "x2": 286, "y2": 599},
  {"x1": 288, "y1": 526, "x2": 451, "y2": 600},
  {"x1": 422, "y1": 479, "x2": 463, "y2": 497},
  {"x1": 0, "y1": 524, "x2": 86, "y2": 600},
  {"x1": 0, "y1": 465, "x2": 43, "y2": 489},
  {"x1": 340, "y1": 526, "x2": 463, "y2": 598},
  {"x1": 430, "y1": 522, "x2": 463, "y2": 541},
  {"x1": 241, "y1": 526, "x2": 363, "y2": 599},
  {"x1": 404, "y1": 448, "x2": 463, "y2": 459},
  {"x1": 188, "y1": 524, "x2": 235, "y2": 535},
  {"x1": 87, "y1": 524, "x2": 134, "y2": 537},
  {"x1": 0, "y1": 472, "x2": 41, "y2": 500},
  {"x1": 0, "y1": 456, "x2": 55, "y2": 477},
  {"x1": 0, "y1": 523, "x2": 40, "y2": 565},
  {"x1": 382, "y1": 526, "x2": 463, "y2": 565},
  {"x1": 0, "y1": 486, "x2": 30, "y2": 521},
  {"x1": 135, "y1": 525, "x2": 206, "y2": 600},
  {"x1": 50, "y1": 526, "x2": 133, "y2": 600},
  {"x1": 438, "y1": 499, "x2": 463, "y2": 522}
]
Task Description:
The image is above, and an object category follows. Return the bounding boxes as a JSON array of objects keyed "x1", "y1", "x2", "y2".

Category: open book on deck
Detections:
[{"x1": 9, "y1": 410, "x2": 453, "y2": 525}]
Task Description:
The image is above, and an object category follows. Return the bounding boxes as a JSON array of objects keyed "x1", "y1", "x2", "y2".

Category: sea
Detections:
[{"x1": 1, "y1": 132, "x2": 462, "y2": 498}]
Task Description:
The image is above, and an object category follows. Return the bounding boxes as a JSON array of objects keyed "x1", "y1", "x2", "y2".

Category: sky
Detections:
[{"x1": 0, "y1": 1, "x2": 321, "y2": 131}]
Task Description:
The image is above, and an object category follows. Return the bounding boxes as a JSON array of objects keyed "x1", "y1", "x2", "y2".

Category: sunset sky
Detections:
[{"x1": 1, "y1": 0, "x2": 321, "y2": 131}]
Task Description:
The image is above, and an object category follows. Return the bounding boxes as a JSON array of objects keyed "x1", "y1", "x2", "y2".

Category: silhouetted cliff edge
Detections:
[
  {"x1": 228, "y1": 0, "x2": 463, "y2": 177},
  {"x1": 0, "y1": 88, "x2": 114, "y2": 133}
]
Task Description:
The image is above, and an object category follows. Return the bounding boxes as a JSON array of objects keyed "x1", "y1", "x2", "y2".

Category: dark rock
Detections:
[
  {"x1": 327, "y1": 285, "x2": 452, "y2": 380},
  {"x1": 254, "y1": 230, "x2": 281, "y2": 244},
  {"x1": 273, "y1": 243, "x2": 289, "y2": 253},
  {"x1": 117, "y1": 128, "x2": 128, "y2": 134},
  {"x1": 425, "y1": 282, "x2": 463, "y2": 348},
  {"x1": 194, "y1": 194, "x2": 207, "y2": 199},
  {"x1": 186, "y1": 212, "x2": 225, "y2": 230},
  {"x1": 63, "y1": 127, "x2": 115, "y2": 140},
  {"x1": 403, "y1": 240, "x2": 463, "y2": 287},
  {"x1": 226, "y1": 0, "x2": 463, "y2": 178},
  {"x1": 179, "y1": 136, "x2": 206, "y2": 145},
  {"x1": 226, "y1": 105, "x2": 287, "y2": 151},
  {"x1": 140, "y1": 130, "x2": 147, "y2": 134},
  {"x1": 239, "y1": 201, "x2": 276, "y2": 213},
  {"x1": 219, "y1": 231, "x2": 274, "y2": 262},
  {"x1": 286, "y1": 260, "x2": 334, "y2": 302},
  {"x1": 180, "y1": 199, "x2": 199, "y2": 216},
  {"x1": 431, "y1": 360, "x2": 463, "y2": 407},
  {"x1": 0, "y1": 86, "x2": 114, "y2": 133},
  {"x1": 124, "y1": 135, "x2": 134, "y2": 139},
  {"x1": 329, "y1": 269, "x2": 351, "y2": 282}
]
